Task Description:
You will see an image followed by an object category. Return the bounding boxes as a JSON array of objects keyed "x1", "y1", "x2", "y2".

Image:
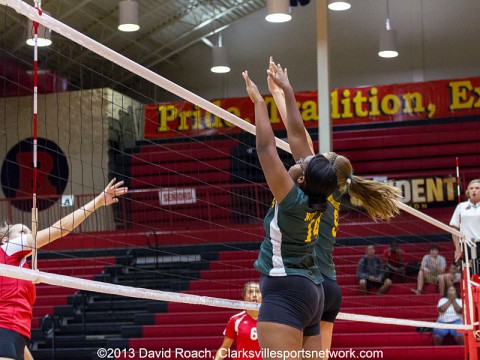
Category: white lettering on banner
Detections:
[{"x1": 159, "y1": 188, "x2": 197, "y2": 205}]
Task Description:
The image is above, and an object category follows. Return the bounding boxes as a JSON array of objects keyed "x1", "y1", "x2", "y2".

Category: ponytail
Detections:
[
  {"x1": 348, "y1": 175, "x2": 401, "y2": 222},
  {"x1": 325, "y1": 152, "x2": 401, "y2": 222}
]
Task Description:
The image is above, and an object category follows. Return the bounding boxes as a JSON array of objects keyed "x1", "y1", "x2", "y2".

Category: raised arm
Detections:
[
  {"x1": 243, "y1": 71, "x2": 294, "y2": 203},
  {"x1": 268, "y1": 57, "x2": 314, "y2": 159},
  {"x1": 267, "y1": 59, "x2": 313, "y2": 160},
  {"x1": 451, "y1": 228, "x2": 462, "y2": 261},
  {"x1": 29, "y1": 179, "x2": 128, "y2": 249}
]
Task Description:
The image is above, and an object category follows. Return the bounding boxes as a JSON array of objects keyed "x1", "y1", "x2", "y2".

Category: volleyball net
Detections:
[{"x1": 0, "y1": 1, "x2": 477, "y2": 358}]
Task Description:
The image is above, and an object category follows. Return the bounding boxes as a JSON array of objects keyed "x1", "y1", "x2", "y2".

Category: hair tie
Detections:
[
  {"x1": 330, "y1": 154, "x2": 338, "y2": 165},
  {"x1": 346, "y1": 173, "x2": 353, "y2": 187}
]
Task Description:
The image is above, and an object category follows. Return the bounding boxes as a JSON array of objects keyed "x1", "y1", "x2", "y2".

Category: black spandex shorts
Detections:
[
  {"x1": 0, "y1": 327, "x2": 28, "y2": 360},
  {"x1": 321, "y1": 276, "x2": 342, "y2": 323},
  {"x1": 259, "y1": 274, "x2": 324, "y2": 336}
]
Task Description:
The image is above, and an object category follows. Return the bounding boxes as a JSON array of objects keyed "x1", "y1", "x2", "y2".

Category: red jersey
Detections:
[
  {"x1": 0, "y1": 235, "x2": 35, "y2": 339},
  {"x1": 224, "y1": 311, "x2": 261, "y2": 360},
  {"x1": 383, "y1": 247, "x2": 404, "y2": 268}
]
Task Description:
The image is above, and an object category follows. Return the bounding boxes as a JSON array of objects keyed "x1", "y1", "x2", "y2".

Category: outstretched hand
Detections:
[
  {"x1": 242, "y1": 71, "x2": 263, "y2": 103},
  {"x1": 267, "y1": 57, "x2": 291, "y2": 91},
  {"x1": 267, "y1": 57, "x2": 284, "y2": 95},
  {"x1": 96, "y1": 178, "x2": 128, "y2": 208}
]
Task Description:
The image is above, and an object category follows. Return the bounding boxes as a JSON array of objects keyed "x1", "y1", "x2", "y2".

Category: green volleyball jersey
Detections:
[
  {"x1": 315, "y1": 189, "x2": 342, "y2": 281},
  {"x1": 254, "y1": 185, "x2": 323, "y2": 284}
]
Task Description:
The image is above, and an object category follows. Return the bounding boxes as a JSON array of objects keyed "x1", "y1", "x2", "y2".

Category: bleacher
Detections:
[
  {"x1": 118, "y1": 120, "x2": 480, "y2": 234},
  {"x1": 27, "y1": 119, "x2": 478, "y2": 359},
  {"x1": 335, "y1": 122, "x2": 480, "y2": 174},
  {"x1": 125, "y1": 139, "x2": 245, "y2": 231},
  {"x1": 29, "y1": 235, "x2": 464, "y2": 360}
]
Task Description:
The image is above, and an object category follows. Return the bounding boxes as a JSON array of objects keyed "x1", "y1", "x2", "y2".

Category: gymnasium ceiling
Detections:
[
  {"x1": 0, "y1": 0, "x2": 269, "y2": 97},
  {"x1": 0, "y1": 0, "x2": 479, "y2": 101}
]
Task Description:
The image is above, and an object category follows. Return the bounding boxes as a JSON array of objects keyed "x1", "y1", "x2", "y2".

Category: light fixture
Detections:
[
  {"x1": 378, "y1": 0, "x2": 398, "y2": 58},
  {"x1": 211, "y1": 33, "x2": 230, "y2": 74},
  {"x1": 327, "y1": 0, "x2": 351, "y2": 11},
  {"x1": 118, "y1": 0, "x2": 140, "y2": 32},
  {"x1": 265, "y1": 0, "x2": 291, "y2": 23},
  {"x1": 211, "y1": 46, "x2": 230, "y2": 73},
  {"x1": 26, "y1": 13, "x2": 52, "y2": 47}
]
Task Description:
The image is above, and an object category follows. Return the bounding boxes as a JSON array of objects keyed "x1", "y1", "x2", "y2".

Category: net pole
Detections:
[
  {"x1": 457, "y1": 157, "x2": 477, "y2": 351},
  {"x1": 463, "y1": 237, "x2": 475, "y2": 326}
]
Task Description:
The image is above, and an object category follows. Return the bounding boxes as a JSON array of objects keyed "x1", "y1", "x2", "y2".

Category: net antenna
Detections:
[
  {"x1": 456, "y1": 157, "x2": 461, "y2": 205},
  {"x1": 0, "y1": 0, "x2": 476, "y2": 334},
  {"x1": 29, "y1": 0, "x2": 45, "y2": 274}
]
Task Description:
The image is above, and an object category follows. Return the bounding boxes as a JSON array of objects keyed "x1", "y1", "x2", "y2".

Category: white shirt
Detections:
[
  {"x1": 450, "y1": 200, "x2": 480, "y2": 242},
  {"x1": 421, "y1": 254, "x2": 446, "y2": 272},
  {"x1": 437, "y1": 298, "x2": 463, "y2": 323}
]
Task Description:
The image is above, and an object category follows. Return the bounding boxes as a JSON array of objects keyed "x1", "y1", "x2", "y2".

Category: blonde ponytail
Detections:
[{"x1": 324, "y1": 152, "x2": 401, "y2": 222}]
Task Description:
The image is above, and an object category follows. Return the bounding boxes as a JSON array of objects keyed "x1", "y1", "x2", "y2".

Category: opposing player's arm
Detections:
[{"x1": 26, "y1": 179, "x2": 127, "y2": 249}]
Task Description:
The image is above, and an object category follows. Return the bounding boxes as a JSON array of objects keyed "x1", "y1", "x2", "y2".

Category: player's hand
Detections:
[
  {"x1": 96, "y1": 178, "x2": 128, "y2": 208},
  {"x1": 243, "y1": 71, "x2": 263, "y2": 103},
  {"x1": 267, "y1": 59, "x2": 291, "y2": 91},
  {"x1": 267, "y1": 56, "x2": 284, "y2": 95}
]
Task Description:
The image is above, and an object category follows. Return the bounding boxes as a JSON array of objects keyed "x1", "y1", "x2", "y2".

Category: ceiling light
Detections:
[
  {"x1": 378, "y1": 1, "x2": 398, "y2": 58},
  {"x1": 211, "y1": 46, "x2": 230, "y2": 74},
  {"x1": 328, "y1": 1, "x2": 351, "y2": 11},
  {"x1": 118, "y1": 0, "x2": 140, "y2": 32},
  {"x1": 265, "y1": 0, "x2": 292, "y2": 23},
  {"x1": 26, "y1": 13, "x2": 52, "y2": 47},
  {"x1": 378, "y1": 27, "x2": 398, "y2": 58},
  {"x1": 211, "y1": 33, "x2": 230, "y2": 74}
]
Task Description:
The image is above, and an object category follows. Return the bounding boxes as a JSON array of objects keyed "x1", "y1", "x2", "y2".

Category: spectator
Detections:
[
  {"x1": 433, "y1": 285, "x2": 464, "y2": 346},
  {"x1": 438, "y1": 261, "x2": 462, "y2": 296},
  {"x1": 358, "y1": 245, "x2": 392, "y2": 295},
  {"x1": 214, "y1": 282, "x2": 262, "y2": 360},
  {"x1": 383, "y1": 241, "x2": 406, "y2": 283},
  {"x1": 411, "y1": 244, "x2": 446, "y2": 295}
]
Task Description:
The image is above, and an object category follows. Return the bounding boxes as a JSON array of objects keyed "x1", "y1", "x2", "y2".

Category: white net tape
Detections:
[{"x1": 0, "y1": 264, "x2": 471, "y2": 330}]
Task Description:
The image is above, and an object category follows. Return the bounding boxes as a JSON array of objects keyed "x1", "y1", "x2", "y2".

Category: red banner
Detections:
[{"x1": 144, "y1": 77, "x2": 480, "y2": 139}]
